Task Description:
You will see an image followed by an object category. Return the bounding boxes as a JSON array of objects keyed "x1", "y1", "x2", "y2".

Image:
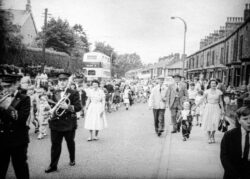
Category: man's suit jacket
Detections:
[
  {"x1": 49, "y1": 88, "x2": 81, "y2": 132},
  {"x1": 0, "y1": 91, "x2": 31, "y2": 147},
  {"x1": 165, "y1": 83, "x2": 188, "y2": 108},
  {"x1": 220, "y1": 127, "x2": 250, "y2": 179},
  {"x1": 148, "y1": 84, "x2": 168, "y2": 109}
]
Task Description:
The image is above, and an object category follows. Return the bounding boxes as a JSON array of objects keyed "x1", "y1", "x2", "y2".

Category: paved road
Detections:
[{"x1": 6, "y1": 103, "x2": 224, "y2": 179}]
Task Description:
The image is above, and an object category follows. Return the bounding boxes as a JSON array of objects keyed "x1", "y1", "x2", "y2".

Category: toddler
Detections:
[{"x1": 177, "y1": 101, "x2": 193, "y2": 141}]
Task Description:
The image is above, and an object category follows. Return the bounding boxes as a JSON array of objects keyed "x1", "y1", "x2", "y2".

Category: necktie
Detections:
[
  {"x1": 176, "y1": 83, "x2": 179, "y2": 92},
  {"x1": 243, "y1": 132, "x2": 249, "y2": 161}
]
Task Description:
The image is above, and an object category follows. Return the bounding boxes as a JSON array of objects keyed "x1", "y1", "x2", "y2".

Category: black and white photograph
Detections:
[{"x1": 0, "y1": 0, "x2": 250, "y2": 178}]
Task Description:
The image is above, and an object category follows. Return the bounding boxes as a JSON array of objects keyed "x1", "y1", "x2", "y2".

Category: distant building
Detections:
[
  {"x1": 125, "y1": 53, "x2": 182, "y2": 79},
  {"x1": 6, "y1": 0, "x2": 38, "y2": 46}
]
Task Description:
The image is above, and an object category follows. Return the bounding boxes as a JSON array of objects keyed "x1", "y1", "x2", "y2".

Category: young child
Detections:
[
  {"x1": 37, "y1": 94, "x2": 51, "y2": 139},
  {"x1": 177, "y1": 101, "x2": 193, "y2": 141},
  {"x1": 194, "y1": 90, "x2": 204, "y2": 126},
  {"x1": 188, "y1": 82, "x2": 198, "y2": 108}
]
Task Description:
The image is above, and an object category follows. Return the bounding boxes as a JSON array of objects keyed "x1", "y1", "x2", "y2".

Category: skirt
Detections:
[
  {"x1": 202, "y1": 103, "x2": 221, "y2": 132},
  {"x1": 84, "y1": 102, "x2": 107, "y2": 130}
]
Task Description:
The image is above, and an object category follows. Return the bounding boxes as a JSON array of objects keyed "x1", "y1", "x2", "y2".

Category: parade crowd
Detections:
[{"x1": 0, "y1": 69, "x2": 250, "y2": 179}]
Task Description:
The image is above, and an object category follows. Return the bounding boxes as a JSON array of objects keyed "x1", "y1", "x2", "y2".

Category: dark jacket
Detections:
[
  {"x1": 220, "y1": 127, "x2": 250, "y2": 179},
  {"x1": 0, "y1": 92, "x2": 31, "y2": 147},
  {"x1": 49, "y1": 88, "x2": 81, "y2": 131},
  {"x1": 80, "y1": 89, "x2": 87, "y2": 107}
]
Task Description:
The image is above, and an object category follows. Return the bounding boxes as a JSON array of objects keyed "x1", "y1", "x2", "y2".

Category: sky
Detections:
[{"x1": 3, "y1": 0, "x2": 249, "y2": 64}]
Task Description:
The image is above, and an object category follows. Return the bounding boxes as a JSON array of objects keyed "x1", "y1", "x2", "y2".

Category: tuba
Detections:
[{"x1": 49, "y1": 75, "x2": 74, "y2": 118}]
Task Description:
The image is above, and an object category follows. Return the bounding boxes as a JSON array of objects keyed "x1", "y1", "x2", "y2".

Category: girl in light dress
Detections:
[
  {"x1": 194, "y1": 90, "x2": 204, "y2": 126},
  {"x1": 196, "y1": 79, "x2": 225, "y2": 144},
  {"x1": 123, "y1": 85, "x2": 131, "y2": 110},
  {"x1": 84, "y1": 80, "x2": 107, "y2": 141},
  {"x1": 37, "y1": 94, "x2": 51, "y2": 139}
]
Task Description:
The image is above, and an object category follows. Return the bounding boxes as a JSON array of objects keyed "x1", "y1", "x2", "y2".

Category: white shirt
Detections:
[
  {"x1": 241, "y1": 127, "x2": 250, "y2": 160},
  {"x1": 195, "y1": 82, "x2": 201, "y2": 91},
  {"x1": 181, "y1": 110, "x2": 190, "y2": 120},
  {"x1": 188, "y1": 89, "x2": 197, "y2": 100}
]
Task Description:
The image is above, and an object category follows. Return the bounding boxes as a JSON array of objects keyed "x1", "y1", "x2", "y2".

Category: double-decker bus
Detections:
[{"x1": 83, "y1": 52, "x2": 111, "y2": 81}]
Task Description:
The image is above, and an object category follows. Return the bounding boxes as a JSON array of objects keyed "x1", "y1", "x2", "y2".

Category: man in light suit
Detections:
[
  {"x1": 148, "y1": 76, "x2": 168, "y2": 136},
  {"x1": 165, "y1": 74, "x2": 188, "y2": 133}
]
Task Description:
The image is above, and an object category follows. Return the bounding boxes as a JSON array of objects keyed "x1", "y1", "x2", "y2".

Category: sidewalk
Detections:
[{"x1": 157, "y1": 109, "x2": 225, "y2": 179}]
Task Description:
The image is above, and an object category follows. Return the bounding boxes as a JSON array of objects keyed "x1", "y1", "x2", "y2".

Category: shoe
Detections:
[
  {"x1": 208, "y1": 138, "x2": 212, "y2": 144},
  {"x1": 157, "y1": 132, "x2": 162, "y2": 137},
  {"x1": 69, "y1": 161, "x2": 75, "y2": 166},
  {"x1": 171, "y1": 130, "x2": 177, "y2": 133},
  {"x1": 93, "y1": 137, "x2": 99, "y2": 140},
  {"x1": 37, "y1": 133, "x2": 44, "y2": 140},
  {"x1": 186, "y1": 134, "x2": 190, "y2": 139},
  {"x1": 183, "y1": 137, "x2": 187, "y2": 141},
  {"x1": 45, "y1": 166, "x2": 57, "y2": 173},
  {"x1": 211, "y1": 138, "x2": 215, "y2": 143},
  {"x1": 87, "y1": 137, "x2": 93, "y2": 142}
]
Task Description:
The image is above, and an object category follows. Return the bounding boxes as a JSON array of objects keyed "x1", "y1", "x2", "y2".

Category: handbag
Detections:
[{"x1": 218, "y1": 116, "x2": 230, "y2": 132}]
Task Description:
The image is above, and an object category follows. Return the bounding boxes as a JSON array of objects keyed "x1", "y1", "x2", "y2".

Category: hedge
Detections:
[{"x1": 1, "y1": 47, "x2": 83, "y2": 73}]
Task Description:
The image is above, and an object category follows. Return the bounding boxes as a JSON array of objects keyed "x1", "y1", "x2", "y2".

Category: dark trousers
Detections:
[
  {"x1": 0, "y1": 144, "x2": 29, "y2": 179},
  {"x1": 181, "y1": 120, "x2": 192, "y2": 138},
  {"x1": 50, "y1": 130, "x2": 76, "y2": 168},
  {"x1": 170, "y1": 98, "x2": 182, "y2": 131},
  {"x1": 153, "y1": 109, "x2": 165, "y2": 133}
]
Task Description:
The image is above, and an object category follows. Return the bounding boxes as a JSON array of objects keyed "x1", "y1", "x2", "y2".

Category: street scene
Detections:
[
  {"x1": 6, "y1": 103, "x2": 224, "y2": 179},
  {"x1": 1, "y1": 0, "x2": 250, "y2": 179}
]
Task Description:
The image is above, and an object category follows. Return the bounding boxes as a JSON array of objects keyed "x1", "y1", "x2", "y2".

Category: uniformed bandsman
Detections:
[
  {"x1": 0, "y1": 74, "x2": 31, "y2": 179},
  {"x1": 45, "y1": 72, "x2": 81, "y2": 173}
]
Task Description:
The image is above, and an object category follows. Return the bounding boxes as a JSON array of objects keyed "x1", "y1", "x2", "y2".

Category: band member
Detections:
[
  {"x1": 45, "y1": 72, "x2": 81, "y2": 173},
  {"x1": 0, "y1": 74, "x2": 31, "y2": 179},
  {"x1": 166, "y1": 74, "x2": 188, "y2": 133}
]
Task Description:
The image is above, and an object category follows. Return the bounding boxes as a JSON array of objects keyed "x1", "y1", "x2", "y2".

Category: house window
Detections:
[
  {"x1": 233, "y1": 38, "x2": 238, "y2": 62},
  {"x1": 239, "y1": 35, "x2": 243, "y2": 59},
  {"x1": 220, "y1": 47, "x2": 224, "y2": 64},
  {"x1": 206, "y1": 52, "x2": 210, "y2": 66},
  {"x1": 226, "y1": 44, "x2": 229, "y2": 64},
  {"x1": 212, "y1": 51, "x2": 215, "y2": 65}
]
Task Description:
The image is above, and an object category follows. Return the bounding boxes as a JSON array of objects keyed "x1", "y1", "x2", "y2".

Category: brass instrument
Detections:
[
  {"x1": 49, "y1": 75, "x2": 74, "y2": 118},
  {"x1": 0, "y1": 93, "x2": 11, "y2": 104}
]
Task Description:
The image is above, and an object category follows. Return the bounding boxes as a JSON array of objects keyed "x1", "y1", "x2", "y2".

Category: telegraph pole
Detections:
[{"x1": 42, "y1": 8, "x2": 48, "y2": 72}]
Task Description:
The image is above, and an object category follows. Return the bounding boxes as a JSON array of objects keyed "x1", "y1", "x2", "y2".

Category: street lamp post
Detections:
[{"x1": 171, "y1": 16, "x2": 187, "y2": 77}]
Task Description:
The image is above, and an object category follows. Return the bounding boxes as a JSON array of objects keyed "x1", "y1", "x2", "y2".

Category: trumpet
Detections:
[
  {"x1": 49, "y1": 74, "x2": 74, "y2": 118},
  {"x1": 49, "y1": 93, "x2": 71, "y2": 117},
  {"x1": 0, "y1": 93, "x2": 11, "y2": 104}
]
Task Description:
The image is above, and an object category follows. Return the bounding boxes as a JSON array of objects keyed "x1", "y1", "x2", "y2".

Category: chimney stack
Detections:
[
  {"x1": 244, "y1": 3, "x2": 250, "y2": 21},
  {"x1": 26, "y1": 0, "x2": 31, "y2": 12}
]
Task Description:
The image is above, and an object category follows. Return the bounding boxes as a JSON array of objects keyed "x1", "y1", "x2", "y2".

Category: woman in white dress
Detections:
[
  {"x1": 84, "y1": 80, "x2": 107, "y2": 141},
  {"x1": 197, "y1": 79, "x2": 225, "y2": 144}
]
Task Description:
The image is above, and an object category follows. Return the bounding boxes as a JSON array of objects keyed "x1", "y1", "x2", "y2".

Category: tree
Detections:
[
  {"x1": 36, "y1": 17, "x2": 75, "y2": 55},
  {"x1": 114, "y1": 53, "x2": 143, "y2": 78},
  {"x1": 0, "y1": 7, "x2": 24, "y2": 58},
  {"x1": 72, "y1": 24, "x2": 90, "y2": 56}
]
